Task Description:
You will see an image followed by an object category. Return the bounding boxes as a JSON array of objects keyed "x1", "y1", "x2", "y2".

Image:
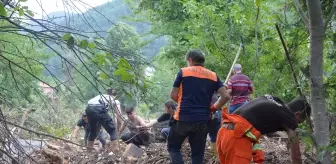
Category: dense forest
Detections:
[{"x1": 0, "y1": 0, "x2": 335, "y2": 163}]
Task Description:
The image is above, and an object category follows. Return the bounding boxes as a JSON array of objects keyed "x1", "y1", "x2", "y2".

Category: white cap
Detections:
[{"x1": 233, "y1": 63, "x2": 242, "y2": 72}]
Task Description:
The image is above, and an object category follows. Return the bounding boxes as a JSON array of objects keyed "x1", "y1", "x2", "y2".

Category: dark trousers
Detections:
[
  {"x1": 85, "y1": 105, "x2": 117, "y2": 141},
  {"x1": 84, "y1": 130, "x2": 106, "y2": 148},
  {"x1": 167, "y1": 121, "x2": 208, "y2": 164},
  {"x1": 121, "y1": 132, "x2": 150, "y2": 147},
  {"x1": 208, "y1": 117, "x2": 221, "y2": 142}
]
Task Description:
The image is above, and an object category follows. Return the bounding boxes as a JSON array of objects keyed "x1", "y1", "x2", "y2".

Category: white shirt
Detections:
[{"x1": 87, "y1": 94, "x2": 120, "y2": 107}]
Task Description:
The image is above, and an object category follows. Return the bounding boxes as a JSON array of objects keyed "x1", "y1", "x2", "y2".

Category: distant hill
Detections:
[
  {"x1": 54, "y1": 0, "x2": 167, "y2": 59},
  {"x1": 41, "y1": 0, "x2": 167, "y2": 78}
]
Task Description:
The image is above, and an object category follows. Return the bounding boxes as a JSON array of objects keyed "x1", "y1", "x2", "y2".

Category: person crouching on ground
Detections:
[
  {"x1": 146, "y1": 100, "x2": 176, "y2": 140},
  {"x1": 119, "y1": 106, "x2": 150, "y2": 147},
  {"x1": 71, "y1": 112, "x2": 106, "y2": 149},
  {"x1": 216, "y1": 95, "x2": 311, "y2": 164}
]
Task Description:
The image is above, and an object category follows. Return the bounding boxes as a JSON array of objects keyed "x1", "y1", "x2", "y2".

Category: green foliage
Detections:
[
  {"x1": 0, "y1": 21, "x2": 48, "y2": 107},
  {"x1": 0, "y1": 2, "x2": 7, "y2": 16}
]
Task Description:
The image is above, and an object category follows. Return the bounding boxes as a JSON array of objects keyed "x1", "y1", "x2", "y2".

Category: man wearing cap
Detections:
[
  {"x1": 71, "y1": 112, "x2": 106, "y2": 149},
  {"x1": 85, "y1": 88, "x2": 121, "y2": 152},
  {"x1": 227, "y1": 63, "x2": 254, "y2": 113}
]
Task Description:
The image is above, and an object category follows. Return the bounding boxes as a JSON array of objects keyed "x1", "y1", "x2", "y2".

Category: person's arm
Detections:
[
  {"x1": 226, "y1": 79, "x2": 233, "y2": 95},
  {"x1": 135, "y1": 116, "x2": 147, "y2": 128},
  {"x1": 211, "y1": 76, "x2": 230, "y2": 112},
  {"x1": 285, "y1": 127, "x2": 302, "y2": 164},
  {"x1": 72, "y1": 126, "x2": 80, "y2": 139},
  {"x1": 145, "y1": 120, "x2": 158, "y2": 128},
  {"x1": 170, "y1": 70, "x2": 182, "y2": 102}
]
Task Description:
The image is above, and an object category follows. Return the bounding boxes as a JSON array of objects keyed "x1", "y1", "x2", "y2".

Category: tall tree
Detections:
[{"x1": 294, "y1": 0, "x2": 335, "y2": 163}]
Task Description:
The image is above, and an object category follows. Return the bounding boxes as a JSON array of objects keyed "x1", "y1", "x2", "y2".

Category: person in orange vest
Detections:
[
  {"x1": 216, "y1": 94, "x2": 310, "y2": 164},
  {"x1": 169, "y1": 49, "x2": 230, "y2": 164}
]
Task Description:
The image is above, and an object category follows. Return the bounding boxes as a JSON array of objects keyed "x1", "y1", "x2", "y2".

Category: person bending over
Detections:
[
  {"x1": 85, "y1": 89, "x2": 120, "y2": 152},
  {"x1": 119, "y1": 106, "x2": 150, "y2": 147},
  {"x1": 216, "y1": 95, "x2": 310, "y2": 164}
]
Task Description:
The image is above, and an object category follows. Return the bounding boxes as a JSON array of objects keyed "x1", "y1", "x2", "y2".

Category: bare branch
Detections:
[
  {"x1": 293, "y1": 0, "x2": 309, "y2": 28},
  {"x1": 324, "y1": 0, "x2": 336, "y2": 32}
]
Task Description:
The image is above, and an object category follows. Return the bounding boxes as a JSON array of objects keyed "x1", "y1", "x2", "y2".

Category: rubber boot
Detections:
[{"x1": 87, "y1": 141, "x2": 95, "y2": 153}]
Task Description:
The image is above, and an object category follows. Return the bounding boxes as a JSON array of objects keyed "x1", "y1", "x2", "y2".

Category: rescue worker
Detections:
[
  {"x1": 119, "y1": 106, "x2": 150, "y2": 147},
  {"x1": 169, "y1": 49, "x2": 230, "y2": 164},
  {"x1": 146, "y1": 100, "x2": 176, "y2": 140},
  {"x1": 227, "y1": 63, "x2": 254, "y2": 113},
  {"x1": 216, "y1": 95, "x2": 311, "y2": 164},
  {"x1": 85, "y1": 88, "x2": 120, "y2": 152},
  {"x1": 71, "y1": 112, "x2": 106, "y2": 149}
]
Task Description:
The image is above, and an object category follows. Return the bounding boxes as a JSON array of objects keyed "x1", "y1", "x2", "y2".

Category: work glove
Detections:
[
  {"x1": 210, "y1": 105, "x2": 217, "y2": 112},
  {"x1": 252, "y1": 143, "x2": 264, "y2": 164}
]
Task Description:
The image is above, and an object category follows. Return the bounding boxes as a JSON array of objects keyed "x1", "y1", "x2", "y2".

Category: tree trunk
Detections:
[{"x1": 306, "y1": 0, "x2": 331, "y2": 163}]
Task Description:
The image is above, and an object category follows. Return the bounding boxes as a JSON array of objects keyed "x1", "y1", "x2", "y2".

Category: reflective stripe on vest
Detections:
[{"x1": 252, "y1": 143, "x2": 263, "y2": 151}]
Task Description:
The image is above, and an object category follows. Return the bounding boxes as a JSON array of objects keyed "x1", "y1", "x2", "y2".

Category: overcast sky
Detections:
[{"x1": 23, "y1": 0, "x2": 112, "y2": 18}]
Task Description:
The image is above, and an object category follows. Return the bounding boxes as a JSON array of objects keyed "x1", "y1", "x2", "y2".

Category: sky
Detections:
[{"x1": 23, "y1": 0, "x2": 112, "y2": 18}]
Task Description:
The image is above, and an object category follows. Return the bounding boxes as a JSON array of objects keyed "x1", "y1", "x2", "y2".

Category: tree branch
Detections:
[
  {"x1": 293, "y1": 0, "x2": 309, "y2": 28},
  {"x1": 324, "y1": 0, "x2": 336, "y2": 32},
  {"x1": 0, "y1": 117, "x2": 83, "y2": 147}
]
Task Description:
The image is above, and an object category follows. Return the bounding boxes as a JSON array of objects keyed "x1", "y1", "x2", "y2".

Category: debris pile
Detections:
[{"x1": 29, "y1": 137, "x2": 316, "y2": 164}]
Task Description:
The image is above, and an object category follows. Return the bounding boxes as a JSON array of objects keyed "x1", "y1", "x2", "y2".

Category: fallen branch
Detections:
[
  {"x1": 45, "y1": 142, "x2": 60, "y2": 151},
  {"x1": 0, "y1": 118, "x2": 82, "y2": 147}
]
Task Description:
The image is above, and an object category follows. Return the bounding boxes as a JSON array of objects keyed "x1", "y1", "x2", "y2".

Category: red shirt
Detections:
[{"x1": 227, "y1": 73, "x2": 253, "y2": 105}]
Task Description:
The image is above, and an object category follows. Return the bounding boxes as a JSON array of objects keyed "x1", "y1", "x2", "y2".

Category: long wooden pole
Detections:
[
  {"x1": 275, "y1": 24, "x2": 303, "y2": 96},
  {"x1": 224, "y1": 39, "x2": 244, "y2": 84}
]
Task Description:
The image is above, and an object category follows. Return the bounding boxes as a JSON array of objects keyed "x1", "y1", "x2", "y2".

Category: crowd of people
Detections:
[{"x1": 71, "y1": 49, "x2": 311, "y2": 164}]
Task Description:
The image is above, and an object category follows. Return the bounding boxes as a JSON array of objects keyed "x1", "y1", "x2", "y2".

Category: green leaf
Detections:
[
  {"x1": 117, "y1": 58, "x2": 132, "y2": 69},
  {"x1": 88, "y1": 42, "x2": 96, "y2": 49},
  {"x1": 19, "y1": 0, "x2": 28, "y2": 2},
  {"x1": 26, "y1": 10, "x2": 34, "y2": 16},
  {"x1": 98, "y1": 72, "x2": 109, "y2": 79},
  {"x1": 114, "y1": 68, "x2": 132, "y2": 81},
  {"x1": 22, "y1": 6, "x2": 28, "y2": 10},
  {"x1": 79, "y1": 40, "x2": 88, "y2": 49},
  {"x1": 19, "y1": 8, "x2": 24, "y2": 16},
  {"x1": 0, "y1": 3, "x2": 7, "y2": 16},
  {"x1": 62, "y1": 33, "x2": 72, "y2": 41},
  {"x1": 66, "y1": 36, "x2": 75, "y2": 49},
  {"x1": 93, "y1": 53, "x2": 106, "y2": 67}
]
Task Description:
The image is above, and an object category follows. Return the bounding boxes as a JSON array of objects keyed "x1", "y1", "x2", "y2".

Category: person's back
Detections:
[
  {"x1": 174, "y1": 66, "x2": 220, "y2": 122},
  {"x1": 169, "y1": 49, "x2": 230, "y2": 164},
  {"x1": 233, "y1": 96, "x2": 298, "y2": 134},
  {"x1": 227, "y1": 64, "x2": 253, "y2": 113},
  {"x1": 217, "y1": 95, "x2": 311, "y2": 164}
]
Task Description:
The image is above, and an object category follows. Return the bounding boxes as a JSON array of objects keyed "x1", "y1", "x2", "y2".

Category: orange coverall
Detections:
[{"x1": 216, "y1": 112, "x2": 264, "y2": 164}]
